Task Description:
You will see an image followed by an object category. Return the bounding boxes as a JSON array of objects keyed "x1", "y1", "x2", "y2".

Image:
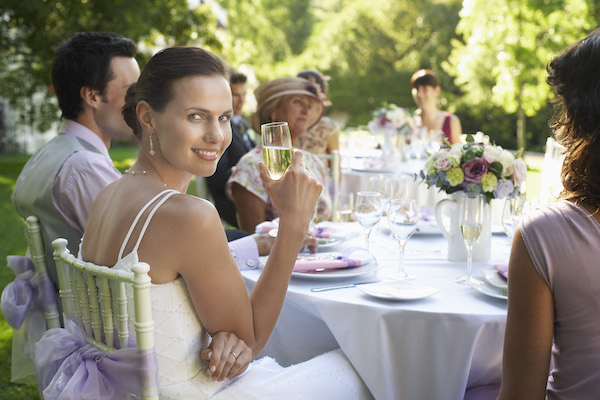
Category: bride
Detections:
[{"x1": 78, "y1": 46, "x2": 372, "y2": 399}]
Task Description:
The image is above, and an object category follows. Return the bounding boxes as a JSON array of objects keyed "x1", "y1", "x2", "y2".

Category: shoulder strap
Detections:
[{"x1": 118, "y1": 189, "x2": 179, "y2": 260}]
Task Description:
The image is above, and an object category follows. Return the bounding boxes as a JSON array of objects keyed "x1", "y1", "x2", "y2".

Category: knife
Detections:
[{"x1": 311, "y1": 280, "x2": 380, "y2": 292}]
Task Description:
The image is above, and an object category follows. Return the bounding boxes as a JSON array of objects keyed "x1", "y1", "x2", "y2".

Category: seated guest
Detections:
[
  {"x1": 11, "y1": 32, "x2": 140, "y2": 286},
  {"x1": 498, "y1": 27, "x2": 600, "y2": 399},
  {"x1": 228, "y1": 77, "x2": 332, "y2": 233},
  {"x1": 75, "y1": 46, "x2": 371, "y2": 398},
  {"x1": 410, "y1": 69, "x2": 462, "y2": 144},
  {"x1": 295, "y1": 69, "x2": 340, "y2": 155},
  {"x1": 206, "y1": 71, "x2": 254, "y2": 228}
]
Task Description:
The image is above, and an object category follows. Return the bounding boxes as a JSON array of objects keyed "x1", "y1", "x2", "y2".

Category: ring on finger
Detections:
[{"x1": 231, "y1": 351, "x2": 238, "y2": 359}]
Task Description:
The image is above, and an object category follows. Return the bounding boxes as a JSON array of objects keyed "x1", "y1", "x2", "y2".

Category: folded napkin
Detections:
[
  {"x1": 493, "y1": 264, "x2": 508, "y2": 281},
  {"x1": 293, "y1": 255, "x2": 361, "y2": 273},
  {"x1": 255, "y1": 219, "x2": 336, "y2": 239}
]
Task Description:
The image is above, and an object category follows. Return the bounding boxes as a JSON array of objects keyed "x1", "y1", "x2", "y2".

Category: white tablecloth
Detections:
[{"x1": 242, "y1": 222, "x2": 511, "y2": 400}]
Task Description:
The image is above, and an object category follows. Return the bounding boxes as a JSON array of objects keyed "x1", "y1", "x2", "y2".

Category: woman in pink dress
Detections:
[
  {"x1": 498, "y1": 28, "x2": 600, "y2": 399},
  {"x1": 410, "y1": 69, "x2": 462, "y2": 144}
]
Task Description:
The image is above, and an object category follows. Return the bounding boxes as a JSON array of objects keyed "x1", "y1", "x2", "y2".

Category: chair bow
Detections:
[{"x1": 35, "y1": 319, "x2": 159, "y2": 400}]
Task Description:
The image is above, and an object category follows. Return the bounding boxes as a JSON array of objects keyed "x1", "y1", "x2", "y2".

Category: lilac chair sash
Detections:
[
  {"x1": 1, "y1": 255, "x2": 56, "y2": 330},
  {"x1": 1, "y1": 255, "x2": 56, "y2": 383},
  {"x1": 35, "y1": 319, "x2": 159, "y2": 400}
]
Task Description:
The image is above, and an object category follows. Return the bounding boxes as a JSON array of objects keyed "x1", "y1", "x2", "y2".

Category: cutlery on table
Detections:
[{"x1": 311, "y1": 280, "x2": 380, "y2": 292}]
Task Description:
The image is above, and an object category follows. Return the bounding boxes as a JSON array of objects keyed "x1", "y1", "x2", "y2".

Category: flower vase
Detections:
[{"x1": 434, "y1": 192, "x2": 492, "y2": 261}]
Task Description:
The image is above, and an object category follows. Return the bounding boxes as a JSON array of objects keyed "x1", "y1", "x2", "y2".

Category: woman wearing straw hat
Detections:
[{"x1": 228, "y1": 77, "x2": 332, "y2": 234}]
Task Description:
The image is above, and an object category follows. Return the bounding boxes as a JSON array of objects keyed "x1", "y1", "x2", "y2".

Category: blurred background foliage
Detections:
[{"x1": 1, "y1": 0, "x2": 599, "y2": 152}]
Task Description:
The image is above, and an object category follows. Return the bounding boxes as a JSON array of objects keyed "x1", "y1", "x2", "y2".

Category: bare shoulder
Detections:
[{"x1": 158, "y1": 193, "x2": 220, "y2": 231}]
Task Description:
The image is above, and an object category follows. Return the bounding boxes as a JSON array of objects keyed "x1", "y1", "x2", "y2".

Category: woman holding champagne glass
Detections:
[
  {"x1": 72, "y1": 47, "x2": 371, "y2": 398},
  {"x1": 228, "y1": 77, "x2": 332, "y2": 234}
]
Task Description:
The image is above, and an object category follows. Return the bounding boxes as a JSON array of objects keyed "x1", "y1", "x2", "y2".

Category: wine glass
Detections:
[
  {"x1": 354, "y1": 192, "x2": 383, "y2": 250},
  {"x1": 387, "y1": 198, "x2": 419, "y2": 280},
  {"x1": 261, "y1": 122, "x2": 292, "y2": 180},
  {"x1": 501, "y1": 195, "x2": 528, "y2": 239},
  {"x1": 456, "y1": 193, "x2": 485, "y2": 284}
]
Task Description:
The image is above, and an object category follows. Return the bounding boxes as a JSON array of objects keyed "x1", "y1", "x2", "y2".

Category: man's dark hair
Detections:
[
  {"x1": 52, "y1": 32, "x2": 136, "y2": 119},
  {"x1": 230, "y1": 71, "x2": 247, "y2": 85}
]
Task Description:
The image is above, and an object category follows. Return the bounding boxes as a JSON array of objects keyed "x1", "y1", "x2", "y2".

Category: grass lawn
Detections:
[{"x1": 0, "y1": 145, "x2": 542, "y2": 398}]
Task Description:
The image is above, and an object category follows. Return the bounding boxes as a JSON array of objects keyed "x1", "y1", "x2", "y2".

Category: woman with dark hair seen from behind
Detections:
[
  {"x1": 498, "y1": 28, "x2": 600, "y2": 399},
  {"x1": 410, "y1": 69, "x2": 462, "y2": 144},
  {"x1": 77, "y1": 47, "x2": 371, "y2": 399}
]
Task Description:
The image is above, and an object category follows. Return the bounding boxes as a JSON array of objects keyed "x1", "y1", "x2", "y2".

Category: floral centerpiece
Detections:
[
  {"x1": 367, "y1": 103, "x2": 415, "y2": 137},
  {"x1": 419, "y1": 133, "x2": 527, "y2": 203}
]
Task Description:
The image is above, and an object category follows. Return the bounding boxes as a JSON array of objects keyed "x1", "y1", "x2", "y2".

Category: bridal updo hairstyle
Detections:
[
  {"x1": 546, "y1": 27, "x2": 600, "y2": 208},
  {"x1": 122, "y1": 46, "x2": 229, "y2": 138}
]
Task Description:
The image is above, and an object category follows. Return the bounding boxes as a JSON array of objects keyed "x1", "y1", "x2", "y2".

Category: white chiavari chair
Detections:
[{"x1": 34, "y1": 238, "x2": 159, "y2": 400}]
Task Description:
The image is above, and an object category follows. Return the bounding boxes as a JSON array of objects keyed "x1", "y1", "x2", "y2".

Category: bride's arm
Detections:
[{"x1": 172, "y1": 152, "x2": 320, "y2": 356}]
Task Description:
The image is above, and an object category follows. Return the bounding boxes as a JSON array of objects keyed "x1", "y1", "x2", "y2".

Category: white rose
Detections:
[
  {"x1": 513, "y1": 158, "x2": 527, "y2": 185},
  {"x1": 499, "y1": 150, "x2": 515, "y2": 178}
]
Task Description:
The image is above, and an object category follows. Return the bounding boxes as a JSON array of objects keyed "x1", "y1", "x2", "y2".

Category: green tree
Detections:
[
  {"x1": 0, "y1": 0, "x2": 220, "y2": 133},
  {"x1": 444, "y1": 0, "x2": 594, "y2": 150}
]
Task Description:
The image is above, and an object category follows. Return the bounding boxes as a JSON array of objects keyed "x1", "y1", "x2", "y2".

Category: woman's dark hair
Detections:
[
  {"x1": 410, "y1": 69, "x2": 440, "y2": 89},
  {"x1": 52, "y1": 32, "x2": 136, "y2": 120},
  {"x1": 122, "y1": 46, "x2": 229, "y2": 138},
  {"x1": 547, "y1": 27, "x2": 600, "y2": 207}
]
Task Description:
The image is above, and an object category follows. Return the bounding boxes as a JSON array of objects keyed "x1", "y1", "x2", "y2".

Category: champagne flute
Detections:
[
  {"x1": 261, "y1": 122, "x2": 292, "y2": 180},
  {"x1": 387, "y1": 198, "x2": 419, "y2": 280},
  {"x1": 456, "y1": 193, "x2": 485, "y2": 284},
  {"x1": 501, "y1": 195, "x2": 528, "y2": 239},
  {"x1": 354, "y1": 192, "x2": 383, "y2": 250}
]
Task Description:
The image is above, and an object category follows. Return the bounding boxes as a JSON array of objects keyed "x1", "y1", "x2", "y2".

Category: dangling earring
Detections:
[{"x1": 149, "y1": 134, "x2": 155, "y2": 156}]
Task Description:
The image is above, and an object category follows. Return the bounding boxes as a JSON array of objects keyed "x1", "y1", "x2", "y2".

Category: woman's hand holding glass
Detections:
[
  {"x1": 259, "y1": 150, "x2": 322, "y2": 237},
  {"x1": 387, "y1": 198, "x2": 419, "y2": 280},
  {"x1": 456, "y1": 193, "x2": 484, "y2": 284},
  {"x1": 354, "y1": 191, "x2": 383, "y2": 250}
]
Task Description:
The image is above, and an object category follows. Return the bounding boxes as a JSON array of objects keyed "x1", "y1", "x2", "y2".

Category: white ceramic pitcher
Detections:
[{"x1": 434, "y1": 192, "x2": 492, "y2": 261}]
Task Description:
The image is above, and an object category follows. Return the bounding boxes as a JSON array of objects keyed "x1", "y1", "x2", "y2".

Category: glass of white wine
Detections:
[
  {"x1": 354, "y1": 191, "x2": 383, "y2": 251},
  {"x1": 261, "y1": 122, "x2": 292, "y2": 180},
  {"x1": 456, "y1": 193, "x2": 485, "y2": 284},
  {"x1": 387, "y1": 198, "x2": 419, "y2": 280}
]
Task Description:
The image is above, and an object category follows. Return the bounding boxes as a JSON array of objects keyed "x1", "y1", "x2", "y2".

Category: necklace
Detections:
[{"x1": 124, "y1": 169, "x2": 167, "y2": 188}]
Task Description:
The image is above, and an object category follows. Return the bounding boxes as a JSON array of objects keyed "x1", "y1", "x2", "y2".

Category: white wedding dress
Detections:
[{"x1": 112, "y1": 190, "x2": 373, "y2": 399}]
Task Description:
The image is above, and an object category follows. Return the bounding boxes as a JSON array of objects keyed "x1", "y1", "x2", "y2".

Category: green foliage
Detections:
[{"x1": 0, "y1": 0, "x2": 220, "y2": 131}]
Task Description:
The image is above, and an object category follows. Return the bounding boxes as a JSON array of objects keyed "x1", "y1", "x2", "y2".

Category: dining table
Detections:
[{"x1": 241, "y1": 221, "x2": 511, "y2": 400}]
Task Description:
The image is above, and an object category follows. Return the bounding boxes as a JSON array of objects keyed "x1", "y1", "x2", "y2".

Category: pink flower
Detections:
[
  {"x1": 482, "y1": 152, "x2": 500, "y2": 164},
  {"x1": 512, "y1": 158, "x2": 527, "y2": 185},
  {"x1": 462, "y1": 158, "x2": 488, "y2": 183},
  {"x1": 433, "y1": 154, "x2": 453, "y2": 172}
]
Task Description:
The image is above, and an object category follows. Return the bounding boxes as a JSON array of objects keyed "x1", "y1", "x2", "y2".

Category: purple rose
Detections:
[
  {"x1": 462, "y1": 158, "x2": 488, "y2": 183},
  {"x1": 493, "y1": 179, "x2": 515, "y2": 199}
]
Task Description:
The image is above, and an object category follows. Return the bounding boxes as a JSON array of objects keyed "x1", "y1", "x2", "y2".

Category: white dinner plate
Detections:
[
  {"x1": 292, "y1": 252, "x2": 379, "y2": 280},
  {"x1": 316, "y1": 236, "x2": 345, "y2": 250},
  {"x1": 468, "y1": 277, "x2": 508, "y2": 300},
  {"x1": 482, "y1": 269, "x2": 508, "y2": 289},
  {"x1": 356, "y1": 281, "x2": 438, "y2": 300}
]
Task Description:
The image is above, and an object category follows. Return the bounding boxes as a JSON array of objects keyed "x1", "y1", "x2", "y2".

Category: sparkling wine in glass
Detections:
[
  {"x1": 387, "y1": 198, "x2": 419, "y2": 280},
  {"x1": 456, "y1": 193, "x2": 484, "y2": 284},
  {"x1": 354, "y1": 192, "x2": 383, "y2": 250},
  {"x1": 261, "y1": 122, "x2": 292, "y2": 180}
]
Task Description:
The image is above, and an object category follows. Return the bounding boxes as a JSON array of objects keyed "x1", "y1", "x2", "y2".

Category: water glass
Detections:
[{"x1": 354, "y1": 192, "x2": 383, "y2": 250}]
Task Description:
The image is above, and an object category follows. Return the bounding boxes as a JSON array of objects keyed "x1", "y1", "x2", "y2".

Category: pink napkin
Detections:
[
  {"x1": 255, "y1": 219, "x2": 336, "y2": 239},
  {"x1": 493, "y1": 264, "x2": 508, "y2": 281},
  {"x1": 293, "y1": 255, "x2": 362, "y2": 272}
]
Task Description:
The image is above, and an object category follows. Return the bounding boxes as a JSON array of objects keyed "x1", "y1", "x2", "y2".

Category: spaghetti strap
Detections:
[{"x1": 118, "y1": 189, "x2": 179, "y2": 260}]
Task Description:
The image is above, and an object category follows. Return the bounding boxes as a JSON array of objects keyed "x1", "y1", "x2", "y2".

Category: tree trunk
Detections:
[{"x1": 516, "y1": 85, "x2": 525, "y2": 150}]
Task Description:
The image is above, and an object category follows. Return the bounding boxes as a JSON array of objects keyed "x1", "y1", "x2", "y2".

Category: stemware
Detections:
[
  {"x1": 501, "y1": 195, "x2": 529, "y2": 239},
  {"x1": 456, "y1": 193, "x2": 485, "y2": 284},
  {"x1": 261, "y1": 122, "x2": 292, "y2": 180},
  {"x1": 387, "y1": 198, "x2": 419, "y2": 280},
  {"x1": 354, "y1": 192, "x2": 383, "y2": 250}
]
